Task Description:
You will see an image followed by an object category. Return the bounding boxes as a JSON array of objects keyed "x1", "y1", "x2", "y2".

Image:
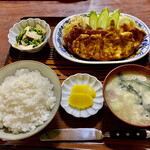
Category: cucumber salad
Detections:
[{"x1": 16, "y1": 23, "x2": 47, "y2": 50}]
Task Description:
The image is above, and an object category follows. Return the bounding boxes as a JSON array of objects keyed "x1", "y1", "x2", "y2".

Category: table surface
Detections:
[{"x1": 1, "y1": 0, "x2": 150, "y2": 149}]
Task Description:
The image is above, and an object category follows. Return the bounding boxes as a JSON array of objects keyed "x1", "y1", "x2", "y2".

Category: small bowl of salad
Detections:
[{"x1": 8, "y1": 18, "x2": 51, "y2": 53}]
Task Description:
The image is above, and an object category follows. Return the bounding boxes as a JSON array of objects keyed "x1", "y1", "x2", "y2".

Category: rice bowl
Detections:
[
  {"x1": 0, "y1": 69, "x2": 56, "y2": 134},
  {"x1": 0, "y1": 60, "x2": 61, "y2": 140}
]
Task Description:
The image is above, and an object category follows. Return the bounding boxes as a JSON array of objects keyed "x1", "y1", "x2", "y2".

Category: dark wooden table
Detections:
[{"x1": 1, "y1": 1, "x2": 150, "y2": 149}]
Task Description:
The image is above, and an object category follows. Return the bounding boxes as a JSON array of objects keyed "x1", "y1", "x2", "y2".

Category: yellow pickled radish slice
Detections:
[
  {"x1": 71, "y1": 84, "x2": 96, "y2": 98},
  {"x1": 69, "y1": 93, "x2": 94, "y2": 109}
]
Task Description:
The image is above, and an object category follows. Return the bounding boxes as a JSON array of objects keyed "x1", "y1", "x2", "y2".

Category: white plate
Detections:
[
  {"x1": 53, "y1": 13, "x2": 150, "y2": 64},
  {"x1": 61, "y1": 73, "x2": 104, "y2": 118}
]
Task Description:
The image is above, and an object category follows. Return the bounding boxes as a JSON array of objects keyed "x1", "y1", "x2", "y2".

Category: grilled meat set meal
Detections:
[{"x1": 62, "y1": 9, "x2": 146, "y2": 61}]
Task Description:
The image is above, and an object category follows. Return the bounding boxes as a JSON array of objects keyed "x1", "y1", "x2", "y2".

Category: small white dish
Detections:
[
  {"x1": 61, "y1": 73, "x2": 104, "y2": 118},
  {"x1": 53, "y1": 13, "x2": 150, "y2": 64},
  {"x1": 8, "y1": 18, "x2": 51, "y2": 53}
]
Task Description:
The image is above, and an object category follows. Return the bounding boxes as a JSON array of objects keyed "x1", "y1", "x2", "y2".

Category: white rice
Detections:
[{"x1": 0, "y1": 69, "x2": 56, "y2": 134}]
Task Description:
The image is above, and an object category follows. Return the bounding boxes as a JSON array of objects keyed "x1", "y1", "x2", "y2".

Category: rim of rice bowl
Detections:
[{"x1": 0, "y1": 60, "x2": 61, "y2": 140}]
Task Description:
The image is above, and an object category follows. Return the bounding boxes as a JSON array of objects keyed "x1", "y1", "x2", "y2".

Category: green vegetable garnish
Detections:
[
  {"x1": 16, "y1": 27, "x2": 26, "y2": 44},
  {"x1": 118, "y1": 73, "x2": 150, "y2": 114},
  {"x1": 89, "y1": 8, "x2": 120, "y2": 30},
  {"x1": 97, "y1": 7, "x2": 109, "y2": 29},
  {"x1": 106, "y1": 9, "x2": 120, "y2": 28},
  {"x1": 29, "y1": 27, "x2": 44, "y2": 35},
  {"x1": 29, "y1": 39, "x2": 40, "y2": 47},
  {"x1": 89, "y1": 10, "x2": 98, "y2": 30},
  {"x1": 118, "y1": 74, "x2": 143, "y2": 105}
]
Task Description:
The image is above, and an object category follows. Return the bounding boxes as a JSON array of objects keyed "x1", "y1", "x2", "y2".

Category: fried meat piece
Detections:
[
  {"x1": 72, "y1": 26, "x2": 136, "y2": 60},
  {"x1": 119, "y1": 24, "x2": 146, "y2": 49},
  {"x1": 130, "y1": 27, "x2": 146, "y2": 49},
  {"x1": 63, "y1": 24, "x2": 146, "y2": 61},
  {"x1": 63, "y1": 27, "x2": 85, "y2": 46},
  {"x1": 63, "y1": 26, "x2": 106, "y2": 54},
  {"x1": 71, "y1": 34, "x2": 103, "y2": 60}
]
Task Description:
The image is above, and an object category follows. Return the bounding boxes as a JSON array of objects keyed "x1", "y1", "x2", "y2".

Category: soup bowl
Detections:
[{"x1": 103, "y1": 64, "x2": 150, "y2": 127}]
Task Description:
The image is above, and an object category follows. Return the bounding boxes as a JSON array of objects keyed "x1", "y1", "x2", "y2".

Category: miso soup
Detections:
[{"x1": 104, "y1": 71, "x2": 150, "y2": 126}]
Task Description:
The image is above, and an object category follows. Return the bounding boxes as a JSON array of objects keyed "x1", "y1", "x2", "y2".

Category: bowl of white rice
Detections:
[{"x1": 0, "y1": 60, "x2": 61, "y2": 140}]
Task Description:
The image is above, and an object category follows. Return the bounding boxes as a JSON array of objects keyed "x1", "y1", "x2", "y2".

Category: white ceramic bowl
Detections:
[
  {"x1": 61, "y1": 73, "x2": 104, "y2": 118},
  {"x1": 0, "y1": 60, "x2": 61, "y2": 140},
  {"x1": 8, "y1": 18, "x2": 51, "y2": 53},
  {"x1": 53, "y1": 13, "x2": 150, "y2": 64}
]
